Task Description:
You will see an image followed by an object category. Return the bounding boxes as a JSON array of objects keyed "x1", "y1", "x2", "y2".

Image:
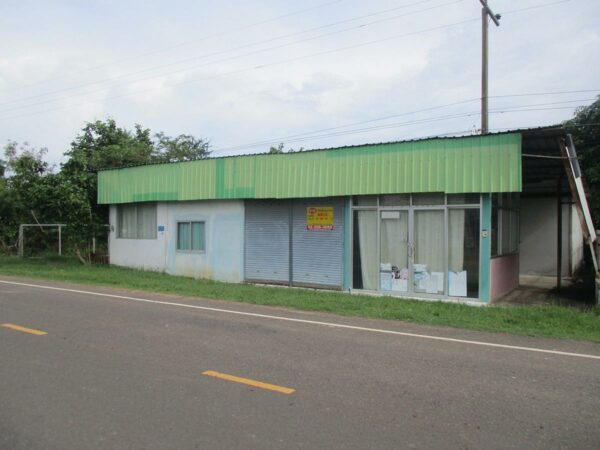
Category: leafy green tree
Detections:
[
  {"x1": 0, "y1": 176, "x2": 16, "y2": 251},
  {"x1": 60, "y1": 119, "x2": 211, "y2": 259},
  {"x1": 1, "y1": 141, "x2": 56, "y2": 253},
  {"x1": 153, "y1": 132, "x2": 210, "y2": 163},
  {"x1": 1, "y1": 119, "x2": 210, "y2": 258},
  {"x1": 62, "y1": 119, "x2": 154, "y2": 173},
  {"x1": 268, "y1": 142, "x2": 304, "y2": 154},
  {"x1": 565, "y1": 97, "x2": 600, "y2": 223},
  {"x1": 60, "y1": 119, "x2": 156, "y2": 253}
]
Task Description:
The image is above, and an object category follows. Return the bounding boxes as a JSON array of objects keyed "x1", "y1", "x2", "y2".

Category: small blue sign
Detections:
[{"x1": 158, "y1": 225, "x2": 165, "y2": 232}]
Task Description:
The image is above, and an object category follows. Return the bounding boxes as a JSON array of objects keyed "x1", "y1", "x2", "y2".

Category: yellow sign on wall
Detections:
[{"x1": 306, "y1": 206, "x2": 334, "y2": 230}]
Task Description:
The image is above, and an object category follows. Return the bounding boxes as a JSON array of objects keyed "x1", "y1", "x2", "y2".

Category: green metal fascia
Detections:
[{"x1": 97, "y1": 133, "x2": 522, "y2": 204}]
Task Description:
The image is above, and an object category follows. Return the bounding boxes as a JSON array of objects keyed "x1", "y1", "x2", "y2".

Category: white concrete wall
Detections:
[
  {"x1": 108, "y1": 204, "x2": 167, "y2": 272},
  {"x1": 163, "y1": 200, "x2": 244, "y2": 283},
  {"x1": 108, "y1": 200, "x2": 245, "y2": 283},
  {"x1": 519, "y1": 197, "x2": 582, "y2": 277}
]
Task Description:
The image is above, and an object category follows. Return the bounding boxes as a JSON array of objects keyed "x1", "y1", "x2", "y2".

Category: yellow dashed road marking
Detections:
[
  {"x1": 202, "y1": 370, "x2": 295, "y2": 394},
  {"x1": 1, "y1": 323, "x2": 47, "y2": 336}
]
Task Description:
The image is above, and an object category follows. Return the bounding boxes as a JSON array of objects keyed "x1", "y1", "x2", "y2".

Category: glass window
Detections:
[
  {"x1": 137, "y1": 203, "x2": 157, "y2": 239},
  {"x1": 380, "y1": 210, "x2": 409, "y2": 292},
  {"x1": 118, "y1": 204, "x2": 136, "y2": 239},
  {"x1": 351, "y1": 194, "x2": 483, "y2": 299},
  {"x1": 447, "y1": 194, "x2": 480, "y2": 205},
  {"x1": 448, "y1": 209, "x2": 480, "y2": 298},
  {"x1": 177, "y1": 221, "x2": 205, "y2": 251},
  {"x1": 353, "y1": 210, "x2": 378, "y2": 290},
  {"x1": 413, "y1": 210, "x2": 445, "y2": 295},
  {"x1": 380, "y1": 194, "x2": 410, "y2": 206},
  {"x1": 117, "y1": 203, "x2": 157, "y2": 239},
  {"x1": 353, "y1": 195, "x2": 377, "y2": 206},
  {"x1": 412, "y1": 193, "x2": 445, "y2": 205},
  {"x1": 492, "y1": 193, "x2": 519, "y2": 257},
  {"x1": 191, "y1": 222, "x2": 205, "y2": 251},
  {"x1": 177, "y1": 222, "x2": 190, "y2": 250}
]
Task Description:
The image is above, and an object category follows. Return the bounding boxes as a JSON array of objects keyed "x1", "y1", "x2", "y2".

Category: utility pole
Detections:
[{"x1": 480, "y1": 0, "x2": 500, "y2": 134}]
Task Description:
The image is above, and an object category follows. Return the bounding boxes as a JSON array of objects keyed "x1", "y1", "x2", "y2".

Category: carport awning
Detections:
[{"x1": 521, "y1": 126, "x2": 571, "y2": 195}]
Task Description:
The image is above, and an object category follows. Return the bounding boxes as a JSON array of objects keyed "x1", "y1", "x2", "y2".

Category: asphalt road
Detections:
[{"x1": 1, "y1": 277, "x2": 599, "y2": 450}]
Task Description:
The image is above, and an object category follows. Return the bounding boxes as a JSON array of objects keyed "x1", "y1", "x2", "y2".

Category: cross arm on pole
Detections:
[{"x1": 479, "y1": 0, "x2": 501, "y2": 26}]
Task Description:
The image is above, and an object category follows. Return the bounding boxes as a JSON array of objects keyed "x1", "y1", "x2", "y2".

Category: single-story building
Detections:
[{"x1": 97, "y1": 126, "x2": 596, "y2": 304}]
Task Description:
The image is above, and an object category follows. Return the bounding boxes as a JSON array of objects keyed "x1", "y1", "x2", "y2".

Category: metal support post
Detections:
[
  {"x1": 18, "y1": 224, "x2": 23, "y2": 257},
  {"x1": 557, "y1": 178, "x2": 562, "y2": 291}
]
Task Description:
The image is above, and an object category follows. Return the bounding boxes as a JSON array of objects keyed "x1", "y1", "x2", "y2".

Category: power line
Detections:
[
  {"x1": 0, "y1": 0, "x2": 584, "y2": 123},
  {"x1": 491, "y1": 89, "x2": 600, "y2": 99},
  {"x1": 209, "y1": 101, "x2": 593, "y2": 155},
  {"x1": 501, "y1": 0, "x2": 570, "y2": 16},
  {"x1": 0, "y1": 15, "x2": 481, "y2": 120},
  {"x1": 491, "y1": 98, "x2": 597, "y2": 108},
  {"x1": 1, "y1": 0, "x2": 347, "y2": 93},
  {"x1": 211, "y1": 98, "x2": 482, "y2": 153},
  {"x1": 0, "y1": 0, "x2": 459, "y2": 110}
]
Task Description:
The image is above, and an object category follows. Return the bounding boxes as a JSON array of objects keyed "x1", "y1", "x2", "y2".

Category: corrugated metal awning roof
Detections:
[{"x1": 98, "y1": 132, "x2": 524, "y2": 204}]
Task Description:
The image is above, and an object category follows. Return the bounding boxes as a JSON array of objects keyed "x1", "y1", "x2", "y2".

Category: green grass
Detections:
[{"x1": 1, "y1": 255, "x2": 599, "y2": 342}]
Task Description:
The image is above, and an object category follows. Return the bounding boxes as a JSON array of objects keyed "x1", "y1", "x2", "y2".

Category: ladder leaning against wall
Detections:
[{"x1": 561, "y1": 135, "x2": 599, "y2": 303}]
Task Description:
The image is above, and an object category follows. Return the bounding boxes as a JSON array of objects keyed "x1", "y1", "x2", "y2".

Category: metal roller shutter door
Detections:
[
  {"x1": 292, "y1": 198, "x2": 344, "y2": 288},
  {"x1": 244, "y1": 200, "x2": 290, "y2": 283}
]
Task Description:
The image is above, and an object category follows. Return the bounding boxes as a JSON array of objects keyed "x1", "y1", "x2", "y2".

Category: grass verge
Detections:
[{"x1": 0, "y1": 256, "x2": 599, "y2": 342}]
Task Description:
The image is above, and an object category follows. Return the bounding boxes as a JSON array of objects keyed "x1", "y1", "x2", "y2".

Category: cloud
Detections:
[{"x1": 0, "y1": 0, "x2": 599, "y2": 164}]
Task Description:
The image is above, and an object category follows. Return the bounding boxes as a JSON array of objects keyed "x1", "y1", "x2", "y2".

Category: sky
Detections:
[{"x1": 1, "y1": 0, "x2": 599, "y2": 165}]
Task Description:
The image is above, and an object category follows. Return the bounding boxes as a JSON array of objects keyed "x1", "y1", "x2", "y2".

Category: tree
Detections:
[
  {"x1": 153, "y1": 132, "x2": 210, "y2": 163},
  {"x1": 0, "y1": 176, "x2": 16, "y2": 251},
  {"x1": 60, "y1": 119, "x2": 156, "y2": 257},
  {"x1": 1, "y1": 141, "x2": 57, "y2": 253},
  {"x1": 269, "y1": 143, "x2": 285, "y2": 154},
  {"x1": 565, "y1": 96, "x2": 600, "y2": 223},
  {"x1": 268, "y1": 142, "x2": 304, "y2": 154},
  {"x1": 0, "y1": 119, "x2": 210, "y2": 258},
  {"x1": 62, "y1": 119, "x2": 154, "y2": 173},
  {"x1": 60, "y1": 119, "x2": 211, "y2": 259}
]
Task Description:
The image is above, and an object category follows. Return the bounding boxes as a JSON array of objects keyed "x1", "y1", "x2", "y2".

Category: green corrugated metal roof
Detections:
[{"x1": 97, "y1": 133, "x2": 522, "y2": 204}]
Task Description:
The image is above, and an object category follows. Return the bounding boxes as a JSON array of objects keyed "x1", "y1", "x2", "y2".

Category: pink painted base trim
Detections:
[{"x1": 491, "y1": 254, "x2": 519, "y2": 300}]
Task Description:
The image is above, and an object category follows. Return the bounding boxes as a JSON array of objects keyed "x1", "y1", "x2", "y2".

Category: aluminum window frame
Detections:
[
  {"x1": 491, "y1": 193, "x2": 520, "y2": 258},
  {"x1": 176, "y1": 220, "x2": 206, "y2": 253},
  {"x1": 351, "y1": 193, "x2": 482, "y2": 300},
  {"x1": 116, "y1": 202, "x2": 157, "y2": 240}
]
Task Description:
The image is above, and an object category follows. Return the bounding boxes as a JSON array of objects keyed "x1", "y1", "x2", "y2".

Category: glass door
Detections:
[
  {"x1": 412, "y1": 209, "x2": 445, "y2": 295},
  {"x1": 379, "y1": 210, "x2": 409, "y2": 293}
]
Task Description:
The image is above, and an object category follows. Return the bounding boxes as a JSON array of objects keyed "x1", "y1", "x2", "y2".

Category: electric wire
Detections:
[
  {"x1": 0, "y1": 0, "x2": 574, "y2": 119},
  {"x1": 0, "y1": 0, "x2": 585, "y2": 135},
  {"x1": 0, "y1": 0, "x2": 441, "y2": 105},
  {"x1": 1, "y1": 0, "x2": 347, "y2": 93},
  {"x1": 0, "y1": 0, "x2": 461, "y2": 111},
  {"x1": 209, "y1": 102, "x2": 594, "y2": 155},
  {"x1": 0, "y1": 15, "x2": 481, "y2": 120}
]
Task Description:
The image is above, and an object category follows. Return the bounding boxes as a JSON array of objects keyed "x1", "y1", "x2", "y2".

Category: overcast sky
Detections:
[{"x1": 1, "y1": 0, "x2": 598, "y2": 165}]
